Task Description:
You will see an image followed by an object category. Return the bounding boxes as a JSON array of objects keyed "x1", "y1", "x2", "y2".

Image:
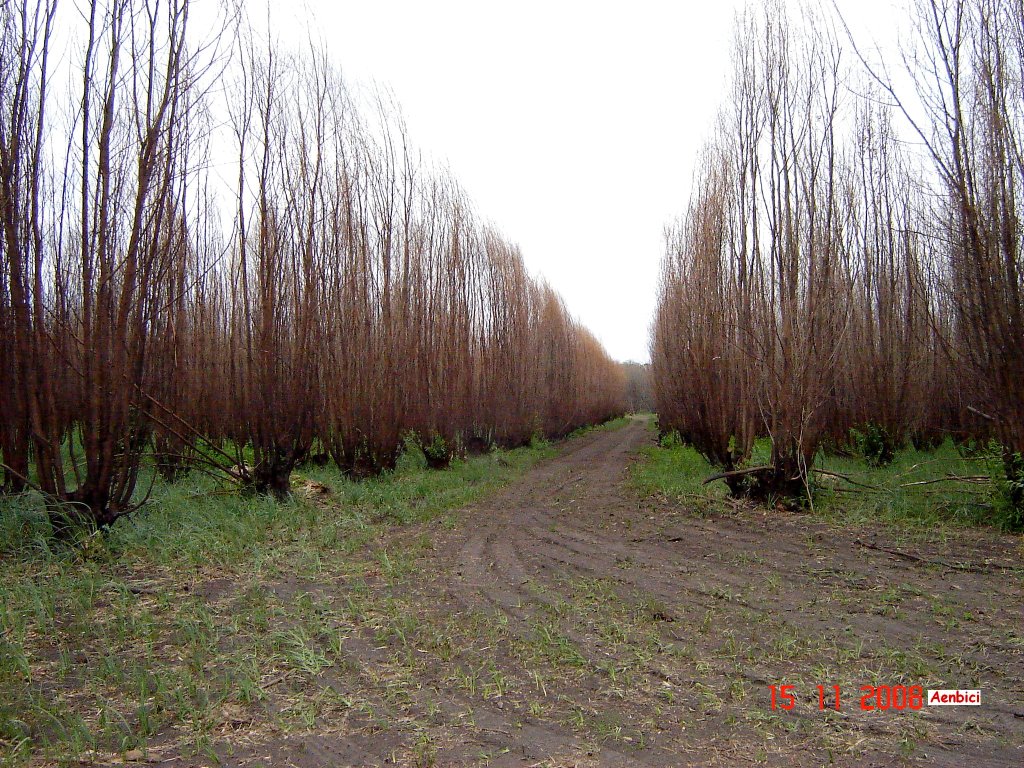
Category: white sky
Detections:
[{"x1": 265, "y1": 0, "x2": 902, "y2": 363}]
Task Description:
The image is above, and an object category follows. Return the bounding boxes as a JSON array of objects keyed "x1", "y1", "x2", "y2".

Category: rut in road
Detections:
[
  {"x1": 207, "y1": 416, "x2": 1023, "y2": 768},
  {"x1": 393, "y1": 415, "x2": 1024, "y2": 768},
  {"x1": 449, "y1": 418, "x2": 655, "y2": 631}
]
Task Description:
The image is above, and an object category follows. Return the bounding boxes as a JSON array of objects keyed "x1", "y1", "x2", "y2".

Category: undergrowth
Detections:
[
  {"x1": 0, "y1": 432, "x2": 566, "y2": 766},
  {"x1": 632, "y1": 426, "x2": 1017, "y2": 533}
]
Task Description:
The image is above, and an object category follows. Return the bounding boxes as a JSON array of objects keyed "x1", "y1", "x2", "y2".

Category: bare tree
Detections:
[
  {"x1": 0, "y1": 0, "x2": 57, "y2": 494},
  {"x1": 1, "y1": 0, "x2": 226, "y2": 530}
]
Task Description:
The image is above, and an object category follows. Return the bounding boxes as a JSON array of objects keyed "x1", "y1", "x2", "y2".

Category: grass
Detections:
[
  {"x1": 0, "y1": 436, "x2": 560, "y2": 767},
  {"x1": 631, "y1": 428, "x2": 1010, "y2": 533},
  {"x1": 569, "y1": 415, "x2": 631, "y2": 438},
  {"x1": 4, "y1": 415, "x2": 1017, "y2": 765},
  {"x1": 631, "y1": 440, "x2": 730, "y2": 513},
  {"x1": 812, "y1": 440, "x2": 1002, "y2": 531}
]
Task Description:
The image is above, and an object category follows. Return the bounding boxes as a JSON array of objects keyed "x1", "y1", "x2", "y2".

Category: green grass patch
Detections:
[
  {"x1": 0, "y1": 436, "x2": 559, "y2": 766},
  {"x1": 568, "y1": 415, "x2": 632, "y2": 438},
  {"x1": 631, "y1": 442, "x2": 730, "y2": 507},
  {"x1": 632, "y1": 432, "x2": 1008, "y2": 533},
  {"x1": 812, "y1": 439, "x2": 1001, "y2": 531}
]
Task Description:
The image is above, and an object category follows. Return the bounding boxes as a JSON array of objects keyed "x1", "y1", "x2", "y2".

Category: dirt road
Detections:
[{"x1": 218, "y1": 416, "x2": 1024, "y2": 767}]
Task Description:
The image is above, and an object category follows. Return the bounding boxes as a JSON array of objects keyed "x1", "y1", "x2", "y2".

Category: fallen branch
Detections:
[
  {"x1": 967, "y1": 405, "x2": 997, "y2": 422},
  {"x1": 900, "y1": 475, "x2": 990, "y2": 488},
  {"x1": 854, "y1": 539, "x2": 1022, "y2": 574},
  {"x1": 810, "y1": 468, "x2": 882, "y2": 491},
  {"x1": 702, "y1": 465, "x2": 773, "y2": 485}
]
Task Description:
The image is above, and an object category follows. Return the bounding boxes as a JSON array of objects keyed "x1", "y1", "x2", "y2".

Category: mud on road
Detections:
[{"x1": 213, "y1": 416, "x2": 1024, "y2": 767}]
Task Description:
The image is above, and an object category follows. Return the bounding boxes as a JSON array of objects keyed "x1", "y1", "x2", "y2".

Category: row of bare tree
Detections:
[
  {"x1": 652, "y1": 0, "x2": 1024, "y2": 501},
  {"x1": 0, "y1": 0, "x2": 626, "y2": 529},
  {"x1": 621, "y1": 362, "x2": 654, "y2": 413}
]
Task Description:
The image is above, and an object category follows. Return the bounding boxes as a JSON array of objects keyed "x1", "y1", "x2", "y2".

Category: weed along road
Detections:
[{"x1": 225, "y1": 416, "x2": 1021, "y2": 768}]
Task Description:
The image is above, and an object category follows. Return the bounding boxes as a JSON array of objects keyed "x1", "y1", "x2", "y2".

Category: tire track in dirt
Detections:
[
  {"x1": 418, "y1": 416, "x2": 1024, "y2": 767},
  {"x1": 214, "y1": 416, "x2": 1023, "y2": 767}
]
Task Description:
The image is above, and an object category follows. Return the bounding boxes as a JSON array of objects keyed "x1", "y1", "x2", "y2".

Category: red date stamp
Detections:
[{"x1": 769, "y1": 684, "x2": 928, "y2": 711}]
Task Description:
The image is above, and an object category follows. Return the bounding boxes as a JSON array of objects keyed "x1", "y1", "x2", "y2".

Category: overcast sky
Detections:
[{"x1": 266, "y1": 0, "x2": 900, "y2": 363}]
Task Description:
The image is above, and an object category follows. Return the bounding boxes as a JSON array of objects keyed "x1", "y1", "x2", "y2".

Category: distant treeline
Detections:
[{"x1": 621, "y1": 362, "x2": 654, "y2": 413}]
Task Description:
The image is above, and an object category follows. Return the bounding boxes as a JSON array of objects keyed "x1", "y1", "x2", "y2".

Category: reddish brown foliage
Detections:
[
  {"x1": 653, "y1": 0, "x2": 1024, "y2": 501},
  {"x1": 0, "y1": 4, "x2": 625, "y2": 520}
]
